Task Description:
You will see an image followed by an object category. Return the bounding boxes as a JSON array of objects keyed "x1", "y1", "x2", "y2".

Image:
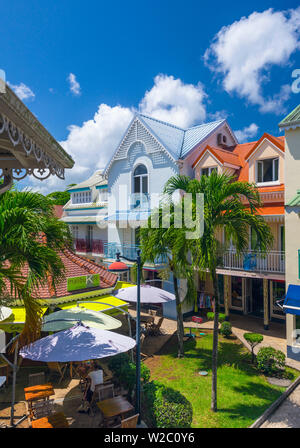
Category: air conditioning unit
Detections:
[{"x1": 217, "y1": 133, "x2": 228, "y2": 146}]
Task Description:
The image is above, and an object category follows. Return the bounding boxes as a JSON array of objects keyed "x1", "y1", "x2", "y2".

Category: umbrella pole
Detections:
[
  {"x1": 135, "y1": 251, "x2": 141, "y2": 424},
  {"x1": 10, "y1": 338, "x2": 19, "y2": 427},
  {"x1": 127, "y1": 314, "x2": 134, "y2": 363}
]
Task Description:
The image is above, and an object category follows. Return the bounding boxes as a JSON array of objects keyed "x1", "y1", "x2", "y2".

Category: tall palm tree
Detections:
[
  {"x1": 0, "y1": 189, "x2": 72, "y2": 345},
  {"x1": 139, "y1": 204, "x2": 197, "y2": 358},
  {"x1": 164, "y1": 172, "x2": 273, "y2": 412}
]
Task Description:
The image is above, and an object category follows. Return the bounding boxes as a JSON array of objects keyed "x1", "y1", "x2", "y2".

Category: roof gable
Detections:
[
  {"x1": 245, "y1": 133, "x2": 285, "y2": 161},
  {"x1": 279, "y1": 104, "x2": 300, "y2": 129},
  {"x1": 192, "y1": 145, "x2": 241, "y2": 169}
]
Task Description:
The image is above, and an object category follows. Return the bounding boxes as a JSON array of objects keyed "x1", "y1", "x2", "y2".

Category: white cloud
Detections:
[
  {"x1": 139, "y1": 74, "x2": 207, "y2": 127},
  {"x1": 67, "y1": 73, "x2": 81, "y2": 96},
  {"x1": 204, "y1": 7, "x2": 300, "y2": 113},
  {"x1": 8, "y1": 82, "x2": 35, "y2": 101},
  {"x1": 234, "y1": 123, "x2": 259, "y2": 143},
  {"x1": 23, "y1": 74, "x2": 210, "y2": 193}
]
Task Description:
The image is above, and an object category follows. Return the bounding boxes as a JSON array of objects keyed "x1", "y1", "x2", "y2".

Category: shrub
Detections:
[
  {"x1": 244, "y1": 333, "x2": 264, "y2": 363},
  {"x1": 220, "y1": 321, "x2": 232, "y2": 338},
  {"x1": 256, "y1": 347, "x2": 285, "y2": 376},
  {"x1": 143, "y1": 381, "x2": 193, "y2": 428},
  {"x1": 207, "y1": 312, "x2": 226, "y2": 323},
  {"x1": 108, "y1": 353, "x2": 151, "y2": 398}
]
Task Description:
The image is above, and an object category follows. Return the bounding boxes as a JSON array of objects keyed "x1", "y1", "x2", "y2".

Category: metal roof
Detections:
[
  {"x1": 138, "y1": 114, "x2": 226, "y2": 159},
  {"x1": 279, "y1": 104, "x2": 300, "y2": 129},
  {"x1": 287, "y1": 190, "x2": 300, "y2": 207},
  {"x1": 67, "y1": 170, "x2": 107, "y2": 192}
]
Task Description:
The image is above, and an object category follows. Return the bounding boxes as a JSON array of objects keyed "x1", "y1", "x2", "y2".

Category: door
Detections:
[
  {"x1": 245, "y1": 278, "x2": 252, "y2": 314},
  {"x1": 86, "y1": 225, "x2": 93, "y2": 252},
  {"x1": 251, "y1": 278, "x2": 264, "y2": 317}
]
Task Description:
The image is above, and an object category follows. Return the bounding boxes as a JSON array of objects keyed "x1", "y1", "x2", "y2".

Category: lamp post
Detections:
[{"x1": 108, "y1": 249, "x2": 142, "y2": 424}]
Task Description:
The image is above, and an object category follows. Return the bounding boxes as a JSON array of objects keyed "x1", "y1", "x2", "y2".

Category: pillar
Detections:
[
  {"x1": 263, "y1": 278, "x2": 269, "y2": 330},
  {"x1": 224, "y1": 275, "x2": 230, "y2": 320},
  {"x1": 286, "y1": 313, "x2": 296, "y2": 347}
]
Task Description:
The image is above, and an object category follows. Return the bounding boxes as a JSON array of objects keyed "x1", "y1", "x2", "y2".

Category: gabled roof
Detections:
[
  {"x1": 67, "y1": 170, "x2": 107, "y2": 192},
  {"x1": 104, "y1": 113, "x2": 232, "y2": 175},
  {"x1": 279, "y1": 104, "x2": 300, "y2": 129},
  {"x1": 138, "y1": 113, "x2": 228, "y2": 159},
  {"x1": 192, "y1": 145, "x2": 241, "y2": 169},
  {"x1": 245, "y1": 133, "x2": 285, "y2": 161}
]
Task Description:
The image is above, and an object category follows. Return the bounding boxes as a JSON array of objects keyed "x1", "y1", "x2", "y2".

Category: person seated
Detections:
[{"x1": 84, "y1": 361, "x2": 104, "y2": 403}]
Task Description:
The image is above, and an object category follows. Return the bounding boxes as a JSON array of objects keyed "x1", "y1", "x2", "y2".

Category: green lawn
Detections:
[{"x1": 146, "y1": 331, "x2": 299, "y2": 428}]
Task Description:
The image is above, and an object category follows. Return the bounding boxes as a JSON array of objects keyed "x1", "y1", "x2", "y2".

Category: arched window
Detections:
[{"x1": 133, "y1": 164, "x2": 148, "y2": 194}]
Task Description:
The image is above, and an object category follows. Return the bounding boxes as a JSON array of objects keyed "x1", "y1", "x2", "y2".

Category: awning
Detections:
[{"x1": 283, "y1": 285, "x2": 300, "y2": 315}]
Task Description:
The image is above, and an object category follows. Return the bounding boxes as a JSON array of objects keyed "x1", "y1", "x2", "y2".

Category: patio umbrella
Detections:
[
  {"x1": 113, "y1": 284, "x2": 176, "y2": 303},
  {"x1": 19, "y1": 322, "x2": 136, "y2": 362},
  {"x1": 0, "y1": 306, "x2": 12, "y2": 322},
  {"x1": 42, "y1": 307, "x2": 122, "y2": 332}
]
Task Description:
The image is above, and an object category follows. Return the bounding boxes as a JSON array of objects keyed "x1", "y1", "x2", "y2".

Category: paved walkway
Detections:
[{"x1": 261, "y1": 386, "x2": 300, "y2": 428}]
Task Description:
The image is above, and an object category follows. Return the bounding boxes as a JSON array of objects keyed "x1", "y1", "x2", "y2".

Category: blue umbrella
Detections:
[{"x1": 19, "y1": 322, "x2": 136, "y2": 362}]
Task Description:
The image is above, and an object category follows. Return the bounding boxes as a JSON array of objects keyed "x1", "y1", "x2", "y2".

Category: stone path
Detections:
[{"x1": 261, "y1": 386, "x2": 300, "y2": 428}]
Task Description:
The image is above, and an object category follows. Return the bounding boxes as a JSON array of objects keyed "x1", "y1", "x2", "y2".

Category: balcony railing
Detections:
[
  {"x1": 221, "y1": 250, "x2": 285, "y2": 274},
  {"x1": 74, "y1": 239, "x2": 107, "y2": 255},
  {"x1": 103, "y1": 242, "x2": 167, "y2": 264}
]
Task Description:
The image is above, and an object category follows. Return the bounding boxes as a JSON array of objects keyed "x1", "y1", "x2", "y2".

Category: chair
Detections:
[
  {"x1": 28, "y1": 372, "x2": 46, "y2": 387},
  {"x1": 114, "y1": 414, "x2": 139, "y2": 428},
  {"x1": 96, "y1": 383, "x2": 114, "y2": 401},
  {"x1": 146, "y1": 316, "x2": 164, "y2": 336},
  {"x1": 47, "y1": 362, "x2": 68, "y2": 384},
  {"x1": 31, "y1": 399, "x2": 55, "y2": 420}
]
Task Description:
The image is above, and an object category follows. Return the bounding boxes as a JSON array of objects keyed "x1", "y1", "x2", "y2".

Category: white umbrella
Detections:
[
  {"x1": 0, "y1": 306, "x2": 12, "y2": 322},
  {"x1": 113, "y1": 284, "x2": 176, "y2": 303},
  {"x1": 42, "y1": 307, "x2": 122, "y2": 332},
  {"x1": 20, "y1": 323, "x2": 136, "y2": 362}
]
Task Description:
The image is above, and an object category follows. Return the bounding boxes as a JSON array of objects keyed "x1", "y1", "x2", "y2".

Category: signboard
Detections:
[{"x1": 67, "y1": 274, "x2": 100, "y2": 292}]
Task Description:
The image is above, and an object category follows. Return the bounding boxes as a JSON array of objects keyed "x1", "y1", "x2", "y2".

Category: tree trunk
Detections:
[
  {"x1": 173, "y1": 274, "x2": 184, "y2": 358},
  {"x1": 211, "y1": 269, "x2": 219, "y2": 412}
]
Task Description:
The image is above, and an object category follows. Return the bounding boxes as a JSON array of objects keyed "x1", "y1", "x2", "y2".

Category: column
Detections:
[
  {"x1": 263, "y1": 278, "x2": 269, "y2": 330},
  {"x1": 224, "y1": 275, "x2": 230, "y2": 319}
]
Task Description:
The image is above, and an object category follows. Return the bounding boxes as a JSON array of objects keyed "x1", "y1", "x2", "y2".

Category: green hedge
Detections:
[
  {"x1": 143, "y1": 381, "x2": 193, "y2": 428},
  {"x1": 207, "y1": 312, "x2": 226, "y2": 323},
  {"x1": 220, "y1": 321, "x2": 232, "y2": 338},
  {"x1": 256, "y1": 347, "x2": 285, "y2": 376}
]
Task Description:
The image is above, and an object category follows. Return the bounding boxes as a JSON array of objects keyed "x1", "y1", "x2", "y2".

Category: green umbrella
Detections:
[{"x1": 42, "y1": 306, "x2": 122, "y2": 332}]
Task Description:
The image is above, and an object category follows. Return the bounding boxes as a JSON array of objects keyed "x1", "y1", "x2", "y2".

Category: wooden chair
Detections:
[
  {"x1": 47, "y1": 362, "x2": 68, "y2": 384},
  {"x1": 114, "y1": 414, "x2": 139, "y2": 428},
  {"x1": 146, "y1": 316, "x2": 164, "y2": 336},
  {"x1": 28, "y1": 372, "x2": 46, "y2": 387},
  {"x1": 148, "y1": 309, "x2": 157, "y2": 317}
]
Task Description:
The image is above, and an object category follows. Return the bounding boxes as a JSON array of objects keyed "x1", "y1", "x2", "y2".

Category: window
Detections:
[
  {"x1": 133, "y1": 164, "x2": 148, "y2": 194},
  {"x1": 201, "y1": 167, "x2": 217, "y2": 177},
  {"x1": 72, "y1": 191, "x2": 92, "y2": 204},
  {"x1": 99, "y1": 188, "x2": 108, "y2": 202},
  {"x1": 231, "y1": 276, "x2": 243, "y2": 308},
  {"x1": 257, "y1": 158, "x2": 279, "y2": 183}
]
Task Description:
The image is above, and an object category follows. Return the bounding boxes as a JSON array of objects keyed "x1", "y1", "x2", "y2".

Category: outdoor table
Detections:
[
  {"x1": 97, "y1": 395, "x2": 134, "y2": 422},
  {"x1": 31, "y1": 412, "x2": 69, "y2": 428},
  {"x1": 24, "y1": 383, "x2": 55, "y2": 416}
]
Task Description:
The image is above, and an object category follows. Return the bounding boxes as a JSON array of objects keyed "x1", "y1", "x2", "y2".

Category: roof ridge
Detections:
[
  {"x1": 138, "y1": 113, "x2": 185, "y2": 131},
  {"x1": 186, "y1": 119, "x2": 225, "y2": 131}
]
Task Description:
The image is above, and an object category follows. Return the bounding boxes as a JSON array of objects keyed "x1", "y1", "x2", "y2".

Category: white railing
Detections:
[{"x1": 222, "y1": 250, "x2": 285, "y2": 274}]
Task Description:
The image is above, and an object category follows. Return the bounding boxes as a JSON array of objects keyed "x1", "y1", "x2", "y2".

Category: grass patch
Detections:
[{"x1": 145, "y1": 331, "x2": 299, "y2": 428}]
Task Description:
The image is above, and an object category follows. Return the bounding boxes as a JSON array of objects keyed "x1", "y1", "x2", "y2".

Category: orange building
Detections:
[{"x1": 192, "y1": 133, "x2": 285, "y2": 329}]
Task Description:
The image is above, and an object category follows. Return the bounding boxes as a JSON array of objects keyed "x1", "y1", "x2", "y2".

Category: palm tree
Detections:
[
  {"x1": 0, "y1": 189, "x2": 72, "y2": 345},
  {"x1": 164, "y1": 172, "x2": 273, "y2": 412},
  {"x1": 139, "y1": 204, "x2": 197, "y2": 358}
]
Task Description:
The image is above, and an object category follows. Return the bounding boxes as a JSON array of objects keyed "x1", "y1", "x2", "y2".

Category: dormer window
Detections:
[
  {"x1": 72, "y1": 191, "x2": 92, "y2": 204},
  {"x1": 201, "y1": 167, "x2": 217, "y2": 177},
  {"x1": 257, "y1": 158, "x2": 279, "y2": 184},
  {"x1": 133, "y1": 164, "x2": 148, "y2": 194}
]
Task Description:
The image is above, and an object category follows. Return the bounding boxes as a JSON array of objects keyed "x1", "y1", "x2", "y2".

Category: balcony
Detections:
[
  {"x1": 103, "y1": 242, "x2": 167, "y2": 264},
  {"x1": 74, "y1": 239, "x2": 107, "y2": 255},
  {"x1": 221, "y1": 250, "x2": 285, "y2": 274}
]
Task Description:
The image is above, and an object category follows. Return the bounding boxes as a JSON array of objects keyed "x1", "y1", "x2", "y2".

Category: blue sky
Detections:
[{"x1": 1, "y1": 0, "x2": 299, "y2": 192}]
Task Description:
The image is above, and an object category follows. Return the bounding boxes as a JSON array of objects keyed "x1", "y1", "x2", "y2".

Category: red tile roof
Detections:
[
  {"x1": 192, "y1": 145, "x2": 241, "y2": 168},
  {"x1": 4, "y1": 247, "x2": 118, "y2": 300},
  {"x1": 53, "y1": 205, "x2": 64, "y2": 219}
]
